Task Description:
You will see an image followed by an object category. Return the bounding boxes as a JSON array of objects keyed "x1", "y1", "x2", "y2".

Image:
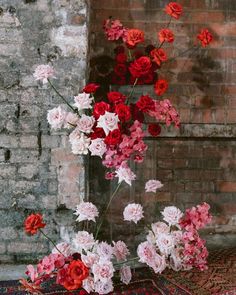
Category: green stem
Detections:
[
  {"x1": 166, "y1": 45, "x2": 199, "y2": 64},
  {"x1": 95, "y1": 182, "x2": 122, "y2": 240},
  {"x1": 128, "y1": 49, "x2": 133, "y2": 61},
  {"x1": 48, "y1": 79, "x2": 76, "y2": 112},
  {"x1": 127, "y1": 78, "x2": 138, "y2": 101},
  {"x1": 39, "y1": 229, "x2": 65, "y2": 257}
]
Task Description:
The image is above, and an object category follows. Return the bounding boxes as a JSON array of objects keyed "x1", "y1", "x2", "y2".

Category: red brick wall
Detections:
[{"x1": 89, "y1": 0, "x2": 236, "y2": 245}]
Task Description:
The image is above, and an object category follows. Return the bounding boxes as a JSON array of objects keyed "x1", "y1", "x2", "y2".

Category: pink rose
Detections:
[
  {"x1": 97, "y1": 111, "x2": 120, "y2": 135},
  {"x1": 74, "y1": 92, "x2": 93, "y2": 111},
  {"x1": 89, "y1": 138, "x2": 107, "y2": 158},
  {"x1": 47, "y1": 106, "x2": 66, "y2": 130},
  {"x1": 77, "y1": 114, "x2": 95, "y2": 134}
]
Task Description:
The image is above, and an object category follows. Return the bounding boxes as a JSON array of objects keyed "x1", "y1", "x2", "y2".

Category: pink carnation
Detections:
[
  {"x1": 115, "y1": 163, "x2": 136, "y2": 186},
  {"x1": 74, "y1": 202, "x2": 99, "y2": 222},
  {"x1": 145, "y1": 179, "x2": 163, "y2": 193},
  {"x1": 73, "y1": 231, "x2": 95, "y2": 252},
  {"x1": 94, "y1": 279, "x2": 114, "y2": 294},
  {"x1": 120, "y1": 265, "x2": 132, "y2": 285},
  {"x1": 82, "y1": 276, "x2": 95, "y2": 293},
  {"x1": 92, "y1": 260, "x2": 114, "y2": 282},
  {"x1": 26, "y1": 265, "x2": 38, "y2": 282},
  {"x1": 161, "y1": 206, "x2": 183, "y2": 226},
  {"x1": 81, "y1": 251, "x2": 99, "y2": 268},
  {"x1": 47, "y1": 106, "x2": 66, "y2": 130},
  {"x1": 156, "y1": 233, "x2": 175, "y2": 256},
  {"x1": 103, "y1": 19, "x2": 128, "y2": 42},
  {"x1": 33, "y1": 64, "x2": 55, "y2": 84},
  {"x1": 96, "y1": 242, "x2": 114, "y2": 260},
  {"x1": 113, "y1": 240, "x2": 130, "y2": 262},
  {"x1": 123, "y1": 203, "x2": 144, "y2": 224}
]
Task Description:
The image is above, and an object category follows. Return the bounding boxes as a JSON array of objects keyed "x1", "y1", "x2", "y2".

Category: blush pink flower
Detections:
[
  {"x1": 52, "y1": 242, "x2": 72, "y2": 257},
  {"x1": 37, "y1": 254, "x2": 56, "y2": 275},
  {"x1": 92, "y1": 260, "x2": 114, "y2": 283},
  {"x1": 82, "y1": 276, "x2": 95, "y2": 293},
  {"x1": 89, "y1": 138, "x2": 107, "y2": 158},
  {"x1": 47, "y1": 106, "x2": 66, "y2": 130},
  {"x1": 113, "y1": 240, "x2": 130, "y2": 262},
  {"x1": 94, "y1": 279, "x2": 114, "y2": 294},
  {"x1": 161, "y1": 206, "x2": 183, "y2": 226},
  {"x1": 64, "y1": 112, "x2": 79, "y2": 128},
  {"x1": 74, "y1": 202, "x2": 99, "y2": 222},
  {"x1": 123, "y1": 203, "x2": 144, "y2": 224},
  {"x1": 145, "y1": 179, "x2": 163, "y2": 193},
  {"x1": 33, "y1": 64, "x2": 55, "y2": 84},
  {"x1": 103, "y1": 18, "x2": 127, "y2": 42},
  {"x1": 26, "y1": 265, "x2": 38, "y2": 282},
  {"x1": 151, "y1": 253, "x2": 167, "y2": 274},
  {"x1": 71, "y1": 133, "x2": 91, "y2": 155},
  {"x1": 81, "y1": 251, "x2": 99, "y2": 268},
  {"x1": 73, "y1": 231, "x2": 95, "y2": 252},
  {"x1": 156, "y1": 233, "x2": 175, "y2": 256},
  {"x1": 74, "y1": 92, "x2": 93, "y2": 111},
  {"x1": 120, "y1": 265, "x2": 132, "y2": 285},
  {"x1": 77, "y1": 114, "x2": 95, "y2": 134},
  {"x1": 69, "y1": 127, "x2": 81, "y2": 144},
  {"x1": 96, "y1": 242, "x2": 114, "y2": 260},
  {"x1": 137, "y1": 241, "x2": 156, "y2": 265},
  {"x1": 97, "y1": 111, "x2": 120, "y2": 135},
  {"x1": 115, "y1": 163, "x2": 136, "y2": 186}
]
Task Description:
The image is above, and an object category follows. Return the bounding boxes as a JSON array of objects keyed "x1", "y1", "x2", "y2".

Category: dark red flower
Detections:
[
  {"x1": 197, "y1": 29, "x2": 213, "y2": 47},
  {"x1": 114, "y1": 63, "x2": 127, "y2": 76},
  {"x1": 104, "y1": 129, "x2": 122, "y2": 145},
  {"x1": 159, "y1": 29, "x2": 174, "y2": 43},
  {"x1": 126, "y1": 29, "x2": 144, "y2": 48},
  {"x1": 116, "y1": 53, "x2": 127, "y2": 63},
  {"x1": 107, "y1": 91, "x2": 126, "y2": 104},
  {"x1": 129, "y1": 56, "x2": 152, "y2": 78},
  {"x1": 24, "y1": 213, "x2": 46, "y2": 235},
  {"x1": 150, "y1": 48, "x2": 167, "y2": 66},
  {"x1": 154, "y1": 79, "x2": 168, "y2": 96},
  {"x1": 130, "y1": 103, "x2": 144, "y2": 122},
  {"x1": 136, "y1": 95, "x2": 155, "y2": 113},
  {"x1": 148, "y1": 123, "x2": 162, "y2": 136},
  {"x1": 83, "y1": 83, "x2": 100, "y2": 94},
  {"x1": 114, "y1": 45, "x2": 125, "y2": 54},
  {"x1": 111, "y1": 73, "x2": 126, "y2": 85},
  {"x1": 93, "y1": 101, "x2": 110, "y2": 119},
  {"x1": 90, "y1": 127, "x2": 106, "y2": 139},
  {"x1": 115, "y1": 104, "x2": 131, "y2": 122},
  {"x1": 165, "y1": 2, "x2": 183, "y2": 19}
]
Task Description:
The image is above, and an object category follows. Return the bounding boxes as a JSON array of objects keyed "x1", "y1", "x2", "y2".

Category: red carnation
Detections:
[
  {"x1": 197, "y1": 29, "x2": 213, "y2": 47},
  {"x1": 130, "y1": 103, "x2": 144, "y2": 123},
  {"x1": 115, "y1": 104, "x2": 131, "y2": 122},
  {"x1": 126, "y1": 29, "x2": 144, "y2": 48},
  {"x1": 24, "y1": 213, "x2": 46, "y2": 235},
  {"x1": 148, "y1": 123, "x2": 162, "y2": 136},
  {"x1": 154, "y1": 79, "x2": 168, "y2": 96},
  {"x1": 129, "y1": 56, "x2": 152, "y2": 78},
  {"x1": 116, "y1": 53, "x2": 127, "y2": 63},
  {"x1": 90, "y1": 127, "x2": 106, "y2": 139},
  {"x1": 114, "y1": 63, "x2": 127, "y2": 76},
  {"x1": 104, "y1": 129, "x2": 121, "y2": 145},
  {"x1": 159, "y1": 29, "x2": 174, "y2": 43},
  {"x1": 107, "y1": 91, "x2": 126, "y2": 104},
  {"x1": 93, "y1": 101, "x2": 110, "y2": 119},
  {"x1": 150, "y1": 48, "x2": 167, "y2": 66},
  {"x1": 136, "y1": 95, "x2": 155, "y2": 113},
  {"x1": 83, "y1": 83, "x2": 100, "y2": 93},
  {"x1": 165, "y1": 2, "x2": 183, "y2": 19}
]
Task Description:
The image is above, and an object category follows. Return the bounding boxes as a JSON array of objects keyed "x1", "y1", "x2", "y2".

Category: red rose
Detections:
[
  {"x1": 165, "y1": 2, "x2": 183, "y2": 19},
  {"x1": 83, "y1": 83, "x2": 100, "y2": 93},
  {"x1": 90, "y1": 127, "x2": 106, "y2": 139},
  {"x1": 104, "y1": 129, "x2": 121, "y2": 145},
  {"x1": 115, "y1": 104, "x2": 131, "y2": 122},
  {"x1": 197, "y1": 29, "x2": 213, "y2": 47},
  {"x1": 130, "y1": 103, "x2": 144, "y2": 122},
  {"x1": 148, "y1": 123, "x2": 162, "y2": 136},
  {"x1": 150, "y1": 48, "x2": 167, "y2": 66},
  {"x1": 68, "y1": 260, "x2": 89, "y2": 284},
  {"x1": 107, "y1": 91, "x2": 126, "y2": 104},
  {"x1": 93, "y1": 101, "x2": 110, "y2": 119},
  {"x1": 143, "y1": 71, "x2": 155, "y2": 84},
  {"x1": 116, "y1": 53, "x2": 127, "y2": 63},
  {"x1": 136, "y1": 95, "x2": 155, "y2": 112},
  {"x1": 129, "y1": 56, "x2": 152, "y2": 78},
  {"x1": 154, "y1": 79, "x2": 168, "y2": 96},
  {"x1": 114, "y1": 63, "x2": 127, "y2": 76},
  {"x1": 159, "y1": 29, "x2": 174, "y2": 43},
  {"x1": 24, "y1": 213, "x2": 46, "y2": 235},
  {"x1": 111, "y1": 73, "x2": 126, "y2": 85},
  {"x1": 126, "y1": 29, "x2": 144, "y2": 48}
]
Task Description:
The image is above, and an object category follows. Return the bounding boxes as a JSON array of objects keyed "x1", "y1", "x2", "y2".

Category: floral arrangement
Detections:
[{"x1": 20, "y1": 2, "x2": 213, "y2": 294}]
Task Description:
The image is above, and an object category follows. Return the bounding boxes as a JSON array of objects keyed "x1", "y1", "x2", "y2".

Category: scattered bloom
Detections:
[
  {"x1": 96, "y1": 242, "x2": 114, "y2": 260},
  {"x1": 77, "y1": 114, "x2": 95, "y2": 134},
  {"x1": 126, "y1": 29, "x2": 144, "y2": 48},
  {"x1": 74, "y1": 92, "x2": 93, "y2": 111},
  {"x1": 47, "y1": 106, "x2": 66, "y2": 130},
  {"x1": 113, "y1": 240, "x2": 130, "y2": 262},
  {"x1": 197, "y1": 29, "x2": 213, "y2": 47},
  {"x1": 33, "y1": 64, "x2": 55, "y2": 84},
  {"x1": 52, "y1": 242, "x2": 72, "y2": 257},
  {"x1": 115, "y1": 163, "x2": 136, "y2": 186},
  {"x1": 20, "y1": 279, "x2": 42, "y2": 294},
  {"x1": 159, "y1": 28, "x2": 174, "y2": 43},
  {"x1": 74, "y1": 202, "x2": 99, "y2": 222},
  {"x1": 120, "y1": 265, "x2": 132, "y2": 285},
  {"x1": 148, "y1": 123, "x2": 161, "y2": 137},
  {"x1": 165, "y1": 2, "x2": 183, "y2": 19},
  {"x1": 123, "y1": 203, "x2": 144, "y2": 224},
  {"x1": 83, "y1": 83, "x2": 100, "y2": 94},
  {"x1": 73, "y1": 231, "x2": 96, "y2": 252},
  {"x1": 97, "y1": 111, "x2": 120, "y2": 135},
  {"x1": 24, "y1": 213, "x2": 45, "y2": 235},
  {"x1": 162, "y1": 206, "x2": 183, "y2": 226},
  {"x1": 145, "y1": 179, "x2": 163, "y2": 193},
  {"x1": 154, "y1": 79, "x2": 168, "y2": 96},
  {"x1": 89, "y1": 138, "x2": 107, "y2": 157}
]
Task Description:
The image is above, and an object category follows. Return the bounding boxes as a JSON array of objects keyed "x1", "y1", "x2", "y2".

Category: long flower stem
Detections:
[
  {"x1": 95, "y1": 182, "x2": 122, "y2": 240},
  {"x1": 39, "y1": 229, "x2": 65, "y2": 257},
  {"x1": 127, "y1": 78, "x2": 138, "y2": 101},
  {"x1": 166, "y1": 45, "x2": 199, "y2": 64},
  {"x1": 48, "y1": 79, "x2": 76, "y2": 112}
]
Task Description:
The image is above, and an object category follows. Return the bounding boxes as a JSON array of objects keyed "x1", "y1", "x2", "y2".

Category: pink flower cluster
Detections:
[{"x1": 103, "y1": 19, "x2": 127, "y2": 42}]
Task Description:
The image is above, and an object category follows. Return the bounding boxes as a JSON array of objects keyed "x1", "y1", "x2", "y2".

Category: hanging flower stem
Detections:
[{"x1": 39, "y1": 229, "x2": 65, "y2": 257}]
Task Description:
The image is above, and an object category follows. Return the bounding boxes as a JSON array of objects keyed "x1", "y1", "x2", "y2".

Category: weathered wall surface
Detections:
[
  {"x1": 0, "y1": 0, "x2": 89, "y2": 263},
  {"x1": 89, "y1": 0, "x2": 236, "y2": 246}
]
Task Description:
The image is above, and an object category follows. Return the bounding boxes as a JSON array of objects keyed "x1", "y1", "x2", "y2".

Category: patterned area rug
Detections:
[{"x1": 0, "y1": 248, "x2": 235, "y2": 294}]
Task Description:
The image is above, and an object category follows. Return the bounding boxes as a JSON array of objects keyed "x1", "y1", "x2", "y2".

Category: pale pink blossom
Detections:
[
  {"x1": 51, "y1": 242, "x2": 72, "y2": 257},
  {"x1": 113, "y1": 240, "x2": 130, "y2": 262},
  {"x1": 115, "y1": 163, "x2": 136, "y2": 186},
  {"x1": 92, "y1": 260, "x2": 114, "y2": 282},
  {"x1": 47, "y1": 106, "x2": 66, "y2": 129},
  {"x1": 137, "y1": 241, "x2": 156, "y2": 266},
  {"x1": 151, "y1": 222, "x2": 170, "y2": 236},
  {"x1": 64, "y1": 112, "x2": 79, "y2": 128},
  {"x1": 89, "y1": 138, "x2": 107, "y2": 158},
  {"x1": 96, "y1": 242, "x2": 113, "y2": 260},
  {"x1": 37, "y1": 254, "x2": 55, "y2": 274},
  {"x1": 156, "y1": 233, "x2": 175, "y2": 256},
  {"x1": 161, "y1": 206, "x2": 183, "y2": 226},
  {"x1": 26, "y1": 265, "x2": 38, "y2": 282},
  {"x1": 33, "y1": 64, "x2": 55, "y2": 84},
  {"x1": 69, "y1": 127, "x2": 81, "y2": 143},
  {"x1": 94, "y1": 279, "x2": 114, "y2": 294},
  {"x1": 123, "y1": 203, "x2": 144, "y2": 224},
  {"x1": 74, "y1": 92, "x2": 93, "y2": 111},
  {"x1": 145, "y1": 179, "x2": 163, "y2": 193},
  {"x1": 73, "y1": 231, "x2": 95, "y2": 252},
  {"x1": 74, "y1": 202, "x2": 99, "y2": 222},
  {"x1": 82, "y1": 276, "x2": 95, "y2": 293},
  {"x1": 97, "y1": 111, "x2": 119, "y2": 135},
  {"x1": 81, "y1": 251, "x2": 99, "y2": 268},
  {"x1": 77, "y1": 114, "x2": 95, "y2": 133},
  {"x1": 120, "y1": 265, "x2": 132, "y2": 285},
  {"x1": 71, "y1": 133, "x2": 91, "y2": 155},
  {"x1": 152, "y1": 253, "x2": 167, "y2": 274},
  {"x1": 169, "y1": 248, "x2": 183, "y2": 271}
]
